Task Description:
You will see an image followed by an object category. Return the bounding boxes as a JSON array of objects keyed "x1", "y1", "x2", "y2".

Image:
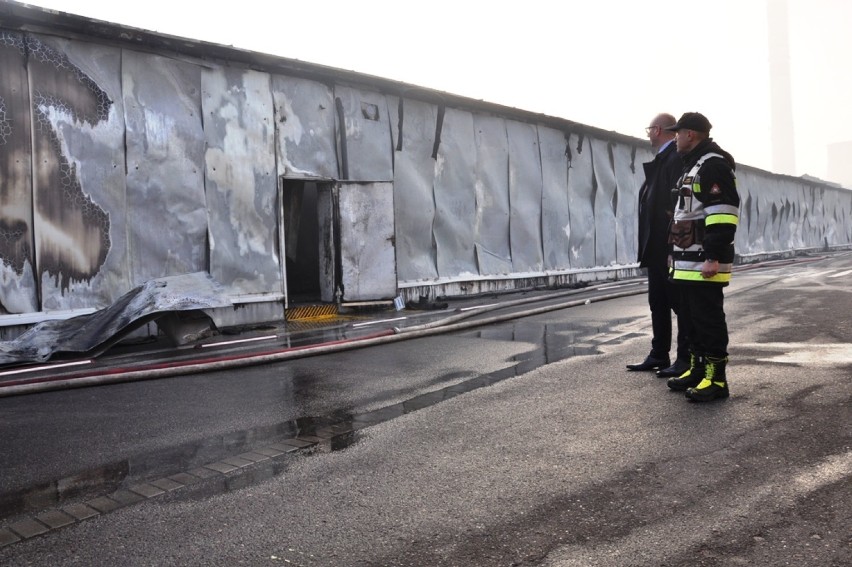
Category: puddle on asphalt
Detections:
[{"x1": 3, "y1": 320, "x2": 642, "y2": 523}]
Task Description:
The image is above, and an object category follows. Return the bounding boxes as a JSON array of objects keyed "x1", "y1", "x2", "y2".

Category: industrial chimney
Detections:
[{"x1": 767, "y1": 0, "x2": 796, "y2": 175}]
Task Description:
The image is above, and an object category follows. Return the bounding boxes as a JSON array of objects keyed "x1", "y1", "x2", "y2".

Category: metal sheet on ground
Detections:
[{"x1": 0, "y1": 273, "x2": 231, "y2": 366}]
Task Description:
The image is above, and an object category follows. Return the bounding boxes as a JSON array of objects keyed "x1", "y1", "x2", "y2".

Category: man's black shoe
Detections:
[
  {"x1": 656, "y1": 358, "x2": 690, "y2": 378},
  {"x1": 626, "y1": 354, "x2": 670, "y2": 371}
]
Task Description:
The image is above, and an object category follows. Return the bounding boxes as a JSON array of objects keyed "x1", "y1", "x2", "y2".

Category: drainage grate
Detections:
[{"x1": 286, "y1": 304, "x2": 338, "y2": 322}]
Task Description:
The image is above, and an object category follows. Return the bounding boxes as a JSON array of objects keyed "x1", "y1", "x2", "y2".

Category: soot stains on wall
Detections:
[{"x1": 27, "y1": 35, "x2": 111, "y2": 293}]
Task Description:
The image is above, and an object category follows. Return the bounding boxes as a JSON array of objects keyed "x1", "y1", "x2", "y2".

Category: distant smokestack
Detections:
[{"x1": 767, "y1": 0, "x2": 796, "y2": 175}]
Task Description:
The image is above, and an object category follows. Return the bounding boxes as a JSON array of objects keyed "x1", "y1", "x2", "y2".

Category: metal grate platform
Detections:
[{"x1": 285, "y1": 304, "x2": 339, "y2": 322}]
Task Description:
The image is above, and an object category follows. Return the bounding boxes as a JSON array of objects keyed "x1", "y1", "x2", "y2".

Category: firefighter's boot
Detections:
[
  {"x1": 667, "y1": 352, "x2": 703, "y2": 391},
  {"x1": 686, "y1": 356, "x2": 730, "y2": 402}
]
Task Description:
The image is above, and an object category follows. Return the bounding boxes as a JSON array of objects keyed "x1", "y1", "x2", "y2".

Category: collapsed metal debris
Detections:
[{"x1": 0, "y1": 273, "x2": 232, "y2": 367}]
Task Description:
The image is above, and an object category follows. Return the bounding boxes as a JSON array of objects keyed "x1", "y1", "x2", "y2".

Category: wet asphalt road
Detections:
[{"x1": 0, "y1": 252, "x2": 850, "y2": 566}]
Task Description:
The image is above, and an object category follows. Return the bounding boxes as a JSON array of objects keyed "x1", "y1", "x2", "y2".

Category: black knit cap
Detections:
[{"x1": 664, "y1": 112, "x2": 712, "y2": 133}]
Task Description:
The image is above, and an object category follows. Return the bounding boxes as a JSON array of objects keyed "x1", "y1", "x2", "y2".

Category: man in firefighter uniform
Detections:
[{"x1": 663, "y1": 113, "x2": 740, "y2": 402}]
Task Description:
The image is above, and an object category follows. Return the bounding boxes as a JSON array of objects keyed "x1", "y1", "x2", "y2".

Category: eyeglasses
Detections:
[{"x1": 645, "y1": 126, "x2": 660, "y2": 134}]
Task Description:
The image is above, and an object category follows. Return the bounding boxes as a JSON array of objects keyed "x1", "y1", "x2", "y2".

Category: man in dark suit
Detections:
[{"x1": 627, "y1": 113, "x2": 690, "y2": 377}]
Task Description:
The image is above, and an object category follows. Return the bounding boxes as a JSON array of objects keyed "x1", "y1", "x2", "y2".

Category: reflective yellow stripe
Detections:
[
  {"x1": 693, "y1": 182, "x2": 701, "y2": 194},
  {"x1": 706, "y1": 213, "x2": 739, "y2": 226},
  {"x1": 672, "y1": 269, "x2": 732, "y2": 283}
]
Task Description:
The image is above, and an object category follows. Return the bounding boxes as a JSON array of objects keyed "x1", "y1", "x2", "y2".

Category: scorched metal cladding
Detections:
[
  {"x1": 202, "y1": 67, "x2": 282, "y2": 297},
  {"x1": 1, "y1": 2, "x2": 851, "y2": 338},
  {"x1": 432, "y1": 107, "x2": 477, "y2": 279},
  {"x1": 390, "y1": 96, "x2": 441, "y2": 281},
  {"x1": 122, "y1": 50, "x2": 207, "y2": 284},
  {"x1": 565, "y1": 133, "x2": 596, "y2": 268},
  {"x1": 29, "y1": 35, "x2": 116, "y2": 298},
  {"x1": 507, "y1": 120, "x2": 544, "y2": 273},
  {"x1": 272, "y1": 75, "x2": 337, "y2": 180},
  {"x1": 334, "y1": 85, "x2": 393, "y2": 182},
  {"x1": 0, "y1": 31, "x2": 35, "y2": 314}
]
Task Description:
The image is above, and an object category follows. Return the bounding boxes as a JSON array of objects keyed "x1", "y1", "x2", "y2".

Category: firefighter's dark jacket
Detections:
[{"x1": 669, "y1": 138, "x2": 740, "y2": 285}]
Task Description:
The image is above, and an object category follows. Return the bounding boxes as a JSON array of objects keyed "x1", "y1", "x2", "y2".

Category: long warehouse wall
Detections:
[{"x1": 1, "y1": 9, "x2": 850, "y2": 336}]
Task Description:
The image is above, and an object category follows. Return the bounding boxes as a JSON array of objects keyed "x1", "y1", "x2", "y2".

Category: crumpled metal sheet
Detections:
[
  {"x1": 540, "y1": 126, "x2": 573, "y2": 270},
  {"x1": 566, "y1": 132, "x2": 596, "y2": 269},
  {"x1": 612, "y1": 142, "x2": 643, "y2": 266},
  {"x1": 0, "y1": 273, "x2": 232, "y2": 367},
  {"x1": 389, "y1": 96, "x2": 439, "y2": 281},
  {"x1": 508, "y1": 120, "x2": 544, "y2": 273},
  {"x1": 473, "y1": 114, "x2": 512, "y2": 275},
  {"x1": 591, "y1": 138, "x2": 618, "y2": 267},
  {"x1": 433, "y1": 108, "x2": 478, "y2": 278}
]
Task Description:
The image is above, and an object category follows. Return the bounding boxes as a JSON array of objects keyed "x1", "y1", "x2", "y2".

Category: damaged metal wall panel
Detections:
[
  {"x1": 735, "y1": 169, "x2": 757, "y2": 255},
  {"x1": 590, "y1": 138, "x2": 618, "y2": 267},
  {"x1": 202, "y1": 67, "x2": 282, "y2": 297},
  {"x1": 272, "y1": 76, "x2": 337, "y2": 180},
  {"x1": 333, "y1": 86, "x2": 392, "y2": 182},
  {"x1": 787, "y1": 183, "x2": 809, "y2": 250},
  {"x1": 473, "y1": 114, "x2": 512, "y2": 275},
  {"x1": 802, "y1": 185, "x2": 820, "y2": 248},
  {"x1": 611, "y1": 142, "x2": 641, "y2": 266},
  {"x1": 762, "y1": 175, "x2": 784, "y2": 253},
  {"x1": 732, "y1": 171, "x2": 852, "y2": 256},
  {"x1": 539, "y1": 127, "x2": 572, "y2": 270},
  {"x1": 778, "y1": 181, "x2": 801, "y2": 249},
  {"x1": 28, "y1": 35, "x2": 129, "y2": 311},
  {"x1": 0, "y1": 31, "x2": 37, "y2": 314},
  {"x1": 565, "y1": 133, "x2": 596, "y2": 268},
  {"x1": 122, "y1": 50, "x2": 207, "y2": 285},
  {"x1": 802, "y1": 183, "x2": 825, "y2": 249},
  {"x1": 507, "y1": 120, "x2": 544, "y2": 273},
  {"x1": 822, "y1": 185, "x2": 850, "y2": 246},
  {"x1": 813, "y1": 186, "x2": 834, "y2": 246},
  {"x1": 388, "y1": 96, "x2": 438, "y2": 282},
  {"x1": 779, "y1": 186, "x2": 804, "y2": 250},
  {"x1": 433, "y1": 107, "x2": 477, "y2": 279},
  {"x1": 741, "y1": 169, "x2": 774, "y2": 255},
  {"x1": 337, "y1": 182, "x2": 397, "y2": 301},
  {"x1": 803, "y1": 185, "x2": 822, "y2": 248},
  {"x1": 771, "y1": 177, "x2": 797, "y2": 252},
  {"x1": 809, "y1": 185, "x2": 828, "y2": 248},
  {"x1": 316, "y1": 186, "x2": 335, "y2": 302},
  {"x1": 832, "y1": 189, "x2": 852, "y2": 245}
]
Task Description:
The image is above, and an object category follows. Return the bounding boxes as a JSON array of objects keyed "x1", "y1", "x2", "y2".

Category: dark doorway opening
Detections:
[{"x1": 282, "y1": 180, "x2": 321, "y2": 305}]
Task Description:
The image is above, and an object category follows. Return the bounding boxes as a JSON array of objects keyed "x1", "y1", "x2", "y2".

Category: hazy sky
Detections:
[{"x1": 17, "y1": 0, "x2": 852, "y2": 183}]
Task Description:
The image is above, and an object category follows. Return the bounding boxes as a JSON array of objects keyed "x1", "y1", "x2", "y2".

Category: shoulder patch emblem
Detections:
[{"x1": 710, "y1": 184, "x2": 722, "y2": 195}]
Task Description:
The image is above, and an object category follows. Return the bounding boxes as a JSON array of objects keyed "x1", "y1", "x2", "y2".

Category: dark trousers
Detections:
[
  {"x1": 647, "y1": 264, "x2": 689, "y2": 360},
  {"x1": 678, "y1": 284, "x2": 729, "y2": 358}
]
